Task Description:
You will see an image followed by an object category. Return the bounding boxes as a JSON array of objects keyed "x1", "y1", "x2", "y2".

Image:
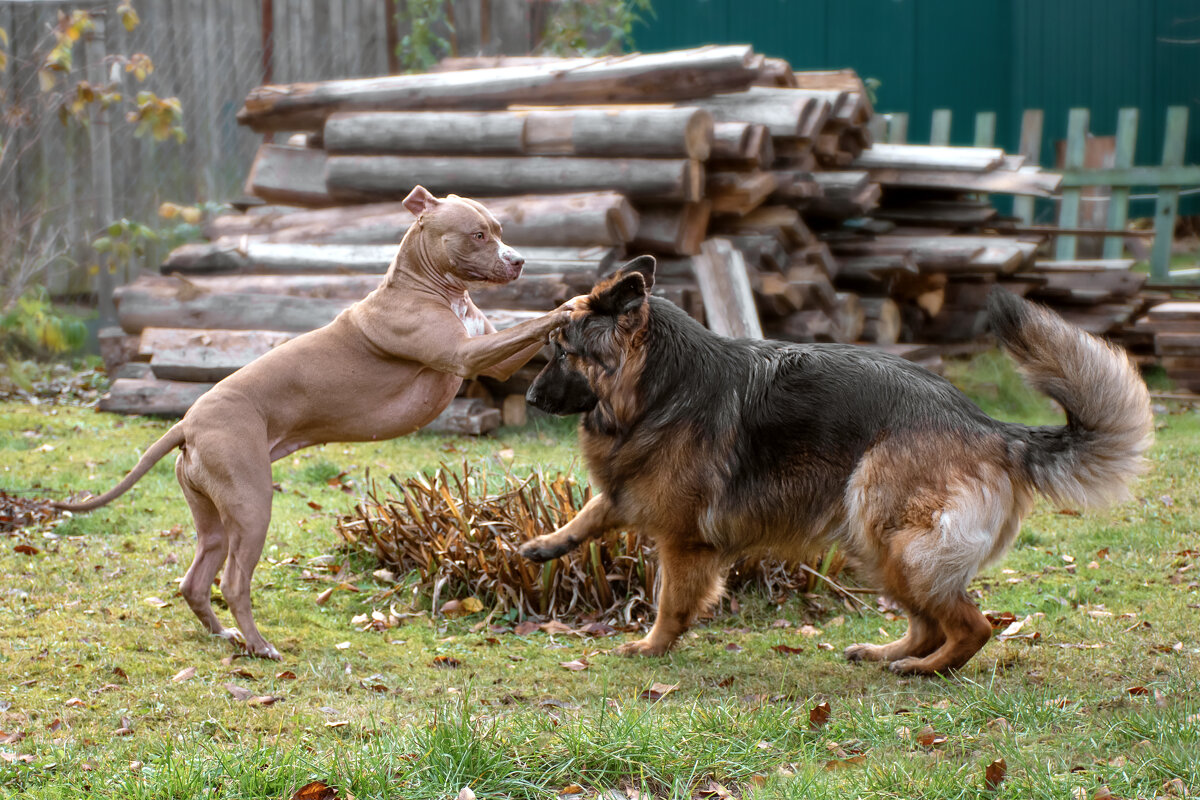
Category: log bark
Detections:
[
  {"x1": 325, "y1": 107, "x2": 713, "y2": 160},
  {"x1": 208, "y1": 191, "x2": 639, "y2": 248},
  {"x1": 706, "y1": 171, "x2": 778, "y2": 216},
  {"x1": 858, "y1": 296, "x2": 902, "y2": 344},
  {"x1": 245, "y1": 144, "x2": 335, "y2": 207},
  {"x1": 686, "y1": 87, "x2": 831, "y2": 140},
  {"x1": 694, "y1": 238, "x2": 763, "y2": 339},
  {"x1": 325, "y1": 155, "x2": 704, "y2": 202},
  {"x1": 631, "y1": 201, "x2": 711, "y2": 256},
  {"x1": 99, "y1": 378, "x2": 213, "y2": 417},
  {"x1": 238, "y1": 45, "x2": 761, "y2": 133},
  {"x1": 116, "y1": 290, "x2": 351, "y2": 335}
]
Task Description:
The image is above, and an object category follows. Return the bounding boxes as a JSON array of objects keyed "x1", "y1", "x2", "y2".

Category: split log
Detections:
[
  {"x1": 786, "y1": 264, "x2": 838, "y2": 312},
  {"x1": 710, "y1": 122, "x2": 774, "y2": 169},
  {"x1": 141, "y1": 328, "x2": 295, "y2": 382},
  {"x1": 209, "y1": 191, "x2": 639, "y2": 248},
  {"x1": 858, "y1": 297, "x2": 902, "y2": 344},
  {"x1": 706, "y1": 171, "x2": 778, "y2": 216},
  {"x1": 238, "y1": 45, "x2": 761, "y2": 133},
  {"x1": 694, "y1": 238, "x2": 763, "y2": 339},
  {"x1": 116, "y1": 290, "x2": 351, "y2": 335},
  {"x1": 324, "y1": 106, "x2": 713, "y2": 160},
  {"x1": 632, "y1": 201, "x2": 711, "y2": 256},
  {"x1": 245, "y1": 145, "x2": 334, "y2": 207},
  {"x1": 710, "y1": 205, "x2": 814, "y2": 249},
  {"x1": 852, "y1": 144, "x2": 1006, "y2": 172},
  {"x1": 325, "y1": 155, "x2": 704, "y2": 203},
  {"x1": 864, "y1": 166, "x2": 1061, "y2": 197}
]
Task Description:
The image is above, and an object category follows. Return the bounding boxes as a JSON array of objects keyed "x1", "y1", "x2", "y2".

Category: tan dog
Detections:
[{"x1": 55, "y1": 186, "x2": 575, "y2": 659}]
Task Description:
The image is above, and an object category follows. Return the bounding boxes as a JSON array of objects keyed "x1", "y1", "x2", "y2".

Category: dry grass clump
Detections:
[
  {"x1": 337, "y1": 462, "x2": 855, "y2": 623},
  {"x1": 1, "y1": 490, "x2": 60, "y2": 534}
]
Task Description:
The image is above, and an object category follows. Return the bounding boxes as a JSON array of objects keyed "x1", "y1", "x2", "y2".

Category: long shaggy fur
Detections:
[{"x1": 520, "y1": 259, "x2": 1153, "y2": 675}]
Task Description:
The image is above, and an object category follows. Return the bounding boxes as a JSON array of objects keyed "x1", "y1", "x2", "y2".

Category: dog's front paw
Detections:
[
  {"x1": 844, "y1": 643, "x2": 884, "y2": 663},
  {"x1": 887, "y1": 657, "x2": 940, "y2": 676},
  {"x1": 518, "y1": 536, "x2": 569, "y2": 562},
  {"x1": 614, "y1": 638, "x2": 670, "y2": 657}
]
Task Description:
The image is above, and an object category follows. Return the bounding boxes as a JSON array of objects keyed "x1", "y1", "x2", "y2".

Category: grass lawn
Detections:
[{"x1": 1, "y1": 353, "x2": 1198, "y2": 799}]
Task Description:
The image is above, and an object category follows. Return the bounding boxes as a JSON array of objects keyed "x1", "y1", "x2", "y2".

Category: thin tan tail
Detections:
[{"x1": 52, "y1": 423, "x2": 186, "y2": 512}]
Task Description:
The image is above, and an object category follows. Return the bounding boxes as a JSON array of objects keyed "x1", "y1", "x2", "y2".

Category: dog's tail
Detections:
[
  {"x1": 988, "y1": 287, "x2": 1154, "y2": 509},
  {"x1": 52, "y1": 423, "x2": 186, "y2": 513}
]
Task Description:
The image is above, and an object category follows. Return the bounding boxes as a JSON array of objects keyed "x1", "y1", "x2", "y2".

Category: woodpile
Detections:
[{"x1": 103, "y1": 45, "x2": 1194, "y2": 421}]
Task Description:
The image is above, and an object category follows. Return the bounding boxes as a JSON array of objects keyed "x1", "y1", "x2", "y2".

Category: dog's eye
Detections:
[{"x1": 474, "y1": 232, "x2": 485, "y2": 240}]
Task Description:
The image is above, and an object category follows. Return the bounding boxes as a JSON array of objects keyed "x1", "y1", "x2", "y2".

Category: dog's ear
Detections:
[
  {"x1": 619, "y1": 255, "x2": 656, "y2": 290},
  {"x1": 403, "y1": 185, "x2": 440, "y2": 217},
  {"x1": 590, "y1": 271, "x2": 648, "y2": 317}
]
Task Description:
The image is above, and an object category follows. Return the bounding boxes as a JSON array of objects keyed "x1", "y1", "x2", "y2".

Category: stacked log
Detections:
[
  {"x1": 104, "y1": 44, "x2": 1191, "y2": 420},
  {"x1": 1134, "y1": 302, "x2": 1200, "y2": 391}
]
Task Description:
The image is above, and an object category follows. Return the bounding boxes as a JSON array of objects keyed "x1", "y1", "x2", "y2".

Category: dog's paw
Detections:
[
  {"x1": 518, "y1": 537, "x2": 568, "y2": 563},
  {"x1": 614, "y1": 638, "x2": 669, "y2": 657},
  {"x1": 249, "y1": 642, "x2": 283, "y2": 661},
  {"x1": 887, "y1": 657, "x2": 940, "y2": 676},
  {"x1": 844, "y1": 643, "x2": 884, "y2": 663},
  {"x1": 217, "y1": 627, "x2": 246, "y2": 646}
]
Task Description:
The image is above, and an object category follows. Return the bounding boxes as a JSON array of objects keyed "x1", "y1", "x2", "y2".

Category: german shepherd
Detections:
[{"x1": 519, "y1": 256, "x2": 1153, "y2": 675}]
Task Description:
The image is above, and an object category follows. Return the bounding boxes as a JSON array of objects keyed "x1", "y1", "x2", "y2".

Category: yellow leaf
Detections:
[
  {"x1": 158, "y1": 201, "x2": 180, "y2": 220},
  {"x1": 120, "y1": 7, "x2": 140, "y2": 32},
  {"x1": 0, "y1": 26, "x2": 9, "y2": 46},
  {"x1": 38, "y1": 68, "x2": 57, "y2": 92},
  {"x1": 460, "y1": 596, "x2": 483, "y2": 614},
  {"x1": 180, "y1": 206, "x2": 202, "y2": 224}
]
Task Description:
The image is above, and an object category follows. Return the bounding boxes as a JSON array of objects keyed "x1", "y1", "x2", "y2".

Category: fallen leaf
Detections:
[
  {"x1": 559, "y1": 659, "x2": 590, "y2": 672},
  {"x1": 13, "y1": 544, "x2": 39, "y2": 556},
  {"x1": 172, "y1": 666, "x2": 197, "y2": 682},
  {"x1": 824, "y1": 755, "x2": 867, "y2": 770},
  {"x1": 291, "y1": 780, "x2": 338, "y2": 800},
  {"x1": 697, "y1": 779, "x2": 732, "y2": 798},
  {"x1": 334, "y1": 641, "x2": 351, "y2": 651},
  {"x1": 315, "y1": 587, "x2": 334, "y2": 605},
  {"x1": 64, "y1": 698, "x2": 86, "y2": 708},
  {"x1": 514, "y1": 620, "x2": 540, "y2": 635},
  {"x1": 916, "y1": 725, "x2": 947, "y2": 747},
  {"x1": 276, "y1": 670, "x2": 298, "y2": 680},
  {"x1": 0, "y1": 753, "x2": 34, "y2": 764},
  {"x1": 457, "y1": 789, "x2": 476, "y2": 800},
  {"x1": 809, "y1": 701, "x2": 831, "y2": 729},
  {"x1": 540, "y1": 620, "x2": 572, "y2": 635},
  {"x1": 725, "y1": 643, "x2": 742, "y2": 652},
  {"x1": 111, "y1": 666, "x2": 129, "y2": 682},
  {"x1": 638, "y1": 682, "x2": 677, "y2": 702},
  {"x1": 1162, "y1": 778, "x2": 1187, "y2": 796},
  {"x1": 1127, "y1": 685, "x2": 1150, "y2": 696},
  {"x1": 431, "y1": 655, "x2": 461, "y2": 669},
  {"x1": 772, "y1": 644, "x2": 804, "y2": 655},
  {"x1": 798, "y1": 624, "x2": 821, "y2": 637},
  {"x1": 224, "y1": 683, "x2": 254, "y2": 702},
  {"x1": 143, "y1": 596, "x2": 169, "y2": 608},
  {"x1": 984, "y1": 757, "x2": 1007, "y2": 790},
  {"x1": 558, "y1": 784, "x2": 585, "y2": 797}
]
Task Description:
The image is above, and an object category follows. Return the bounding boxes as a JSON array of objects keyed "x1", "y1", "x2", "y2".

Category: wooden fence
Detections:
[{"x1": 872, "y1": 106, "x2": 1200, "y2": 281}]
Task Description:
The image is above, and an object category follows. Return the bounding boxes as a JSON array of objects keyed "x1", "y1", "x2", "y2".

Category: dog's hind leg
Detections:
[
  {"x1": 177, "y1": 475, "x2": 230, "y2": 639},
  {"x1": 520, "y1": 493, "x2": 617, "y2": 562},
  {"x1": 845, "y1": 611, "x2": 944, "y2": 663},
  {"x1": 216, "y1": 476, "x2": 280, "y2": 661},
  {"x1": 887, "y1": 594, "x2": 993, "y2": 675},
  {"x1": 616, "y1": 540, "x2": 724, "y2": 657}
]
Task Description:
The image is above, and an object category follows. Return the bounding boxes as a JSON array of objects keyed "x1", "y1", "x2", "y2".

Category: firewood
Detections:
[
  {"x1": 694, "y1": 239, "x2": 762, "y2": 339},
  {"x1": 100, "y1": 378, "x2": 212, "y2": 416},
  {"x1": 325, "y1": 155, "x2": 704, "y2": 203},
  {"x1": 245, "y1": 145, "x2": 334, "y2": 207},
  {"x1": 238, "y1": 45, "x2": 762, "y2": 133},
  {"x1": 706, "y1": 171, "x2": 778, "y2": 216},
  {"x1": 632, "y1": 202, "x2": 711, "y2": 256},
  {"x1": 858, "y1": 297, "x2": 902, "y2": 344},
  {"x1": 686, "y1": 87, "x2": 831, "y2": 141},
  {"x1": 323, "y1": 106, "x2": 713, "y2": 160}
]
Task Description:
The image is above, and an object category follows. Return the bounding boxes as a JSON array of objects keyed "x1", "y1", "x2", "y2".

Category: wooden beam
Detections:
[
  {"x1": 1012, "y1": 109, "x2": 1044, "y2": 225},
  {"x1": 1103, "y1": 108, "x2": 1140, "y2": 260},
  {"x1": 930, "y1": 109, "x2": 952, "y2": 146},
  {"x1": 1151, "y1": 106, "x2": 1190, "y2": 280}
]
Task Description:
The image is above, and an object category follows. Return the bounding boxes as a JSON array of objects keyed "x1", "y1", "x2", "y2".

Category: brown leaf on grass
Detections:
[
  {"x1": 13, "y1": 544, "x2": 39, "y2": 556},
  {"x1": 0, "y1": 753, "x2": 34, "y2": 764},
  {"x1": 1161, "y1": 778, "x2": 1187, "y2": 796},
  {"x1": 46, "y1": 719, "x2": 64, "y2": 733},
  {"x1": 431, "y1": 655, "x2": 461, "y2": 669},
  {"x1": 559, "y1": 659, "x2": 590, "y2": 672},
  {"x1": 725, "y1": 643, "x2": 742, "y2": 652},
  {"x1": 541, "y1": 620, "x2": 573, "y2": 635},
  {"x1": 984, "y1": 757, "x2": 1007, "y2": 791},
  {"x1": 916, "y1": 725, "x2": 947, "y2": 747},
  {"x1": 823, "y1": 755, "x2": 867, "y2": 770},
  {"x1": 558, "y1": 784, "x2": 585, "y2": 797},
  {"x1": 64, "y1": 698, "x2": 85, "y2": 708},
  {"x1": 1126, "y1": 685, "x2": 1150, "y2": 696},
  {"x1": 0, "y1": 731, "x2": 25, "y2": 745},
  {"x1": 696, "y1": 780, "x2": 732, "y2": 798},
  {"x1": 111, "y1": 666, "x2": 129, "y2": 682},
  {"x1": 772, "y1": 644, "x2": 804, "y2": 655},
  {"x1": 224, "y1": 683, "x2": 282, "y2": 706},
  {"x1": 809, "y1": 701, "x2": 832, "y2": 729},
  {"x1": 1092, "y1": 786, "x2": 1116, "y2": 800},
  {"x1": 514, "y1": 620, "x2": 540, "y2": 635},
  {"x1": 578, "y1": 622, "x2": 617, "y2": 637},
  {"x1": 276, "y1": 670, "x2": 298, "y2": 680},
  {"x1": 638, "y1": 682, "x2": 678, "y2": 702},
  {"x1": 984, "y1": 611, "x2": 1017, "y2": 629},
  {"x1": 315, "y1": 587, "x2": 335, "y2": 605},
  {"x1": 291, "y1": 780, "x2": 338, "y2": 800},
  {"x1": 172, "y1": 666, "x2": 197, "y2": 682}
]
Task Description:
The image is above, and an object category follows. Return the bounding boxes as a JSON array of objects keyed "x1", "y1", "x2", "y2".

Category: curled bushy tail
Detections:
[{"x1": 987, "y1": 287, "x2": 1153, "y2": 509}]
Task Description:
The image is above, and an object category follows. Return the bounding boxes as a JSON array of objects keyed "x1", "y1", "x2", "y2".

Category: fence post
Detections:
[
  {"x1": 973, "y1": 111, "x2": 996, "y2": 148},
  {"x1": 1150, "y1": 106, "x2": 1189, "y2": 280},
  {"x1": 1103, "y1": 108, "x2": 1139, "y2": 260},
  {"x1": 84, "y1": 10, "x2": 116, "y2": 324},
  {"x1": 1055, "y1": 107, "x2": 1089, "y2": 261},
  {"x1": 1013, "y1": 109, "x2": 1043, "y2": 225},
  {"x1": 930, "y1": 109, "x2": 951, "y2": 146},
  {"x1": 886, "y1": 112, "x2": 908, "y2": 144}
]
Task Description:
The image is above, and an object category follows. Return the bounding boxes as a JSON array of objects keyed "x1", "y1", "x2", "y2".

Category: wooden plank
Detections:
[
  {"x1": 852, "y1": 143, "x2": 1005, "y2": 172},
  {"x1": 930, "y1": 109, "x2": 952, "y2": 146},
  {"x1": 245, "y1": 144, "x2": 334, "y2": 207},
  {"x1": 1055, "y1": 108, "x2": 1090, "y2": 260},
  {"x1": 1103, "y1": 108, "x2": 1140, "y2": 260},
  {"x1": 1151, "y1": 106, "x2": 1189, "y2": 280},
  {"x1": 973, "y1": 111, "x2": 996, "y2": 148},
  {"x1": 1013, "y1": 109, "x2": 1044, "y2": 224},
  {"x1": 694, "y1": 238, "x2": 763, "y2": 339},
  {"x1": 1058, "y1": 164, "x2": 1200, "y2": 187},
  {"x1": 866, "y1": 165, "x2": 1060, "y2": 197},
  {"x1": 886, "y1": 112, "x2": 908, "y2": 144}
]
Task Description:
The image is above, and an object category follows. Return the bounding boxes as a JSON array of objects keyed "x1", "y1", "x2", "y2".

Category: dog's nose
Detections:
[{"x1": 501, "y1": 245, "x2": 524, "y2": 268}]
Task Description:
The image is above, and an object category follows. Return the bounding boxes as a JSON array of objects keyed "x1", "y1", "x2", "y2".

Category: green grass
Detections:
[{"x1": 1, "y1": 353, "x2": 1198, "y2": 799}]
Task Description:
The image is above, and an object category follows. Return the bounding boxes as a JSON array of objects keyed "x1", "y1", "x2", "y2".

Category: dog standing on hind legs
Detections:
[
  {"x1": 52, "y1": 186, "x2": 579, "y2": 660},
  {"x1": 520, "y1": 256, "x2": 1154, "y2": 675}
]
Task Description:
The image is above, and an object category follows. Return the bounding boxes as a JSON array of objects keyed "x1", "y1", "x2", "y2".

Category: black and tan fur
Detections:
[{"x1": 520, "y1": 256, "x2": 1153, "y2": 675}]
